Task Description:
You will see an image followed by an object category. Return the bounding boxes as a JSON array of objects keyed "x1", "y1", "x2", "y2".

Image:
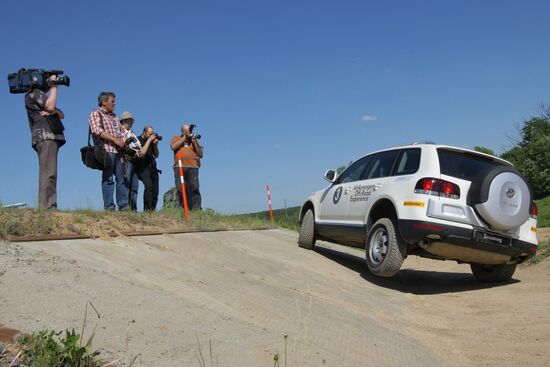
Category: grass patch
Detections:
[
  {"x1": 0, "y1": 207, "x2": 275, "y2": 239},
  {"x1": 529, "y1": 239, "x2": 550, "y2": 264},
  {"x1": 0, "y1": 208, "x2": 54, "y2": 237},
  {"x1": 165, "y1": 207, "x2": 275, "y2": 230},
  {"x1": 536, "y1": 196, "x2": 550, "y2": 228},
  {"x1": 238, "y1": 206, "x2": 301, "y2": 232},
  {"x1": 17, "y1": 329, "x2": 103, "y2": 367}
]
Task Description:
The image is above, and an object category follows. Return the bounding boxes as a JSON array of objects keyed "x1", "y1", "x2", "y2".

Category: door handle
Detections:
[
  {"x1": 344, "y1": 189, "x2": 351, "y2": 195},
  {"x1": 374, "y1": 184, "x2": 382, "y2": 191}
]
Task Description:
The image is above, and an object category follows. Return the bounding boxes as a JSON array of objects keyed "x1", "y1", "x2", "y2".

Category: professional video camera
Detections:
[
  {"x1": 7, "y1": 68, "x2": 70, "y2": 94},
  {"x1": 188, "y1": 124, "x2": 201, "y2": 140}
]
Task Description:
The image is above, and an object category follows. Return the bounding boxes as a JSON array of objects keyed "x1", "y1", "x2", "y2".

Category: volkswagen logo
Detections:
[{"x1": 505, "y1": 187, "x2": 515, "y2": 199}]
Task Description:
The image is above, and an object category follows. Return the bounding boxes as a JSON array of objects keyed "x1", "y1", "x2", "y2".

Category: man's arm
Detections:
[
  {"x1": 44, "y1": 84, "x2": 58, "y2": 114},
  {"x1": 192, "y1": 139, "x2": 203, "y2": 158},
  {"x1": 54, "y1": 108, "x2": 64, "y2": 120},
  {"x1": 152, "y1": 140, "x2": 159, "y2": 158},
  {"x1": 170, "y1": 135, "x2": 187, "y2": 151},
  {"x1": 140, "y1": 134, "x2": 156, "y2": 156}
]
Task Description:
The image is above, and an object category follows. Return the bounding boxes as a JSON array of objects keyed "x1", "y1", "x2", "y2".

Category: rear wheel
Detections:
[
  {"x1": 366, "y1": 218, "x2": 406, "y2": 277},
  {"x1": 470, "y1": 263, "x2": 517, "y2": 282},
  {"x1": 298, "y1": 209, "x2": 316, "y2": 249}
]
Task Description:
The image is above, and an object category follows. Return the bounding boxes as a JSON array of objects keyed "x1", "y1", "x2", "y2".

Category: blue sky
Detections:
[{"x1": 1, "y1": 0, "x2": 549, "y2": 213}]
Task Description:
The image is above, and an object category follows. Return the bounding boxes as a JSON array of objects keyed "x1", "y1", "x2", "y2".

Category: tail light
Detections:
[
  {"x1": 415, "y1": 178, "x2": 460, "y2": 199},
  {"x1": 530, "y1": 202, "x2": 538, "y2": 219}
]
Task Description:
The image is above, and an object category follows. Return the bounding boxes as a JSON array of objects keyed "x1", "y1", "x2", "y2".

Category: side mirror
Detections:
[{"x1": 324, "y1": 169, "x2": 337, "y2": 183}]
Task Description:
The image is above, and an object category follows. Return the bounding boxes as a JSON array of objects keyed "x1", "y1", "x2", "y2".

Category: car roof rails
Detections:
[{"x1": 399, "y1": 141, "x2": 436, "y2": 146}]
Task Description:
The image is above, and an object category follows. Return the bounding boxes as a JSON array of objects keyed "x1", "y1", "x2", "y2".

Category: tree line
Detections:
[{"x1": 476, "y1": 104, "x2": 550, "y2": 199}]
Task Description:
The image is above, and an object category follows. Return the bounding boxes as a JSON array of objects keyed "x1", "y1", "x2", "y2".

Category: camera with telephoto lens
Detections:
[
  {"x1": 7, "y1": 68, "x2": 70, "y2": 94},
  {"x1": 153, "y1": 133, "x2": 163, "y2": 141},
  {"x1": 188, "y1": 124, "x2": 201, "y2": 140}
]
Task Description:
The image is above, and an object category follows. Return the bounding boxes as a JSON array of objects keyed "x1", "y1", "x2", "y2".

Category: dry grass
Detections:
[{"x1": 0, "y1": 207, "x2": 274, "y2": 240}]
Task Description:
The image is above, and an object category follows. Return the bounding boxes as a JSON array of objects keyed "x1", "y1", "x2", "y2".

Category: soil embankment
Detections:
[{"x1": 1, "y1": 229, "x2": 549, "y2": 366}]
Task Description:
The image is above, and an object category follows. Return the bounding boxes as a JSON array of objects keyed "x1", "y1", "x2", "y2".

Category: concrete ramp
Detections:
[{"x1": 0, "y1": 229, "x2": 440, "y2": 366}]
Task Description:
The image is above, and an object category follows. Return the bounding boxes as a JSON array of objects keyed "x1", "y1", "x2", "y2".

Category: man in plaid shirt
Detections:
[{"x1": 89, "y1": 91, "x2": 129, "y2": 210}]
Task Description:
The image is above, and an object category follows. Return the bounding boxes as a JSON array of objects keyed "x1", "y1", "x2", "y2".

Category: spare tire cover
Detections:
[{"x1": 473, "y1": 170, "x2": 531, "y2": 231}]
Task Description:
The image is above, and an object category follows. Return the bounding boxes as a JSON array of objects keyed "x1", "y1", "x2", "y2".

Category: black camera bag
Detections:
[{"x1": 80, "y1": 111, "x2": 109, "y2": 170}]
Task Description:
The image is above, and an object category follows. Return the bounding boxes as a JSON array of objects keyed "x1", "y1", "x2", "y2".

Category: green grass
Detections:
[
  {"x1": 19, "y1": 329, "x2": 103, "y2": 367},
  {"x1": 162, "y1": 207, "x2": 275, "y2": 230},
  {"x1": 238, "y1": 206, "x2": 301, "y2": 232},
  {"x1": 529, "y1": 239, "x2": 550, "y2": 264},
  {"x1": 536, "y1": 196, "x2": 550, "y2": 228}
]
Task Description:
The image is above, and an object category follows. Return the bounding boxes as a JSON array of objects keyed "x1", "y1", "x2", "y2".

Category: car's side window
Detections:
[
  {"x1": 395, "y1": 148, "x2": 421, "y2": 176},
  {"x1": 336, "y1": 156, "x2": 372, "y2": 184},
  {"x1": 361, "y1": 150, "x2": 400, "y2": 180}
]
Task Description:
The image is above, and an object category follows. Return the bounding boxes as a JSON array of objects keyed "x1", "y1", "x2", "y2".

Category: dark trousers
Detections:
[
  {"x1": 137, "y1": 166, "x2": 159, "y2": 211},
  {"x1": 173, "y1": 167, "x2": 201, "y2": 210},
  {"x1": 35, "y1": 140, "x2": 59, "y2": 209},
  {"x1": 124, "y1": 159, "x2": 139, "y2": 211}
]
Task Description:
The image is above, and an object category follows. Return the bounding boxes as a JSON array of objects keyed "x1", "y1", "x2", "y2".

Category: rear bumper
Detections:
[{"x1": 399, "y1": 219, "x2": 537, "y2": 263}]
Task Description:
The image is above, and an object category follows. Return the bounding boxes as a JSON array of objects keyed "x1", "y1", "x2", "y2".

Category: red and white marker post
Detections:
[
  {"x1": 177, "y1": 151, "x2": 190, "y2": 222},
  {"x1": 266, "y1": 184, "x2": 274, "y2": 222}
]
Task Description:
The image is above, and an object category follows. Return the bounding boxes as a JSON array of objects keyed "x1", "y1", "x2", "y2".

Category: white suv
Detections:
[{"x1": 298, "y1": 143, "x2": 539, "y2": 282}]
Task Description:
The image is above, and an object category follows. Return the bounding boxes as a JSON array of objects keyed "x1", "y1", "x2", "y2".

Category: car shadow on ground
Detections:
[{"x1": 313, "y1": 245, "x2": 519, "y2": 295}]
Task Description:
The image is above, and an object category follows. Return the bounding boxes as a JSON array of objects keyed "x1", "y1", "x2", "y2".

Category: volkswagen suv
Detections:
[{"x1": 298, "y1": 143, "x2": 539, "y2": 282}]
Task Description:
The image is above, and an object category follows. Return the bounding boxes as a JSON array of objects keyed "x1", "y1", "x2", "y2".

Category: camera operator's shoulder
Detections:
[{"x1": 25, "y1": 89, "x2": 45, "y2": 107}]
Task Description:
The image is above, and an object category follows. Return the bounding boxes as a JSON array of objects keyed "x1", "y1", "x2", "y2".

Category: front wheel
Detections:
[
  {"x1": 298, "y1": 209, "x2": 316, "y2": 249},
  {"x1": 366, "y1": 218, "x2": 406, "y2": 277},
  {"x1": 470, "y1": 263, "x2": 517, "y2": 282}
]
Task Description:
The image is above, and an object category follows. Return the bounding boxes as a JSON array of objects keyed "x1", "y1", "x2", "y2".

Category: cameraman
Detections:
[
  {"x1": 170, "y1": 124, "x2": 203, "y2": 210},
  {"x1": 25, "y1": 75, "x2": 65, "y2": 210},
  {"x1": 135, "y1": 125, "x2": 160, "y2": 211}
]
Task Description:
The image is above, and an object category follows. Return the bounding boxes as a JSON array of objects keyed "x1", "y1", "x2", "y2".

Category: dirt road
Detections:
[{"x1": 1, "y1": 229, "x2": 549, "y2": 366}]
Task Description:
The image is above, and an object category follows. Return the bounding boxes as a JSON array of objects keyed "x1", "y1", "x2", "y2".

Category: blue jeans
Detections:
[
  {"x1": 125, "y1": 159, "x2": 139, "y2": 211},
  {"x1": 102, "y1": 152, "x2": 129, "y2": 210}
]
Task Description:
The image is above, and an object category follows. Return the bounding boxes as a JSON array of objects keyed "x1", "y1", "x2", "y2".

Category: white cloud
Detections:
[{"x1": 361, "y1": 115, "x2": 378, "y2": 122}]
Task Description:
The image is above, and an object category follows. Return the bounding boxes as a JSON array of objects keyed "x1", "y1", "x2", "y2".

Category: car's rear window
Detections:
[
  {"x1": 395, "y1": 148, "x2": 421, "y2": 176},
  {"x1": 437, "y1": 148, "x2": 503, "y2": 181}
]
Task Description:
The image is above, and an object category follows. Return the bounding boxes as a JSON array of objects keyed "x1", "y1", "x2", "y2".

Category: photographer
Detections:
[
  {"x1": 88, "y1": 91, "x2": 129, "y2": 211},
  {"x1": 25, "y1": 75, "x2": 65, "y2": 210},
  {"x1": 119, "y1": 111, "x2": 143, "y2": 211},
  {"x1": 170, "y1": 124, "x2": 203, "y2": 210},
  {"x1": 135, "y1": 125, "x2": 160, "y2": 211}
]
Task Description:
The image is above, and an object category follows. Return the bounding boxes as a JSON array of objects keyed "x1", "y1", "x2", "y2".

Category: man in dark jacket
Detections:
[
  {"x1": 135, "y1": 125, "x2": 160, "y2": 211},
  {"x1": 25, "y1": 75, "x2": 65, "y2": 210}
]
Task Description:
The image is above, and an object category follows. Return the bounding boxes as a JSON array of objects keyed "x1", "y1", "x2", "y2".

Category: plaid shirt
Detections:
[{"x1": 89, "y1": 108, "x2": 123, "y2": 154}]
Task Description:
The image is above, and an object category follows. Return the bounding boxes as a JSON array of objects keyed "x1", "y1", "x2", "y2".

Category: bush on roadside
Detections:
[
  {"x1": 19, "y1": 329, "x2": 103, "y2": 367},
  {"x1": 536, "y1": 196, "x2": 550, "y2": 228}
]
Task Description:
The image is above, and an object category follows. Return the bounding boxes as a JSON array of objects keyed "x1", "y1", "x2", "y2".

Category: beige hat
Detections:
[{"x1": 119, "y1": 111, "x2": 134, "y2": 122}]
